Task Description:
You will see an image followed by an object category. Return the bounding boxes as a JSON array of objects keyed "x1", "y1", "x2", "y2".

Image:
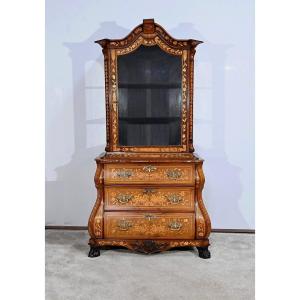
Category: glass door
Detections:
[{"x1": 117, "y1": 45, "x2": 182, "y2": 146}]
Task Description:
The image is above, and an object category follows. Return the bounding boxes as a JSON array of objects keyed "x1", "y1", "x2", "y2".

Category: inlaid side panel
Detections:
[
  {"x1": 104, "y1": 212, "x2": 195, "y2": 240},
  {"x1": 88, "y1": 163, "x2": 104, "y2": 239},
  {"x1": 195, "y1": 161, "x2": 211, "y2": 239},
  {"x1": 104, "y1": 163, "x2": 195, "y2": 185}
]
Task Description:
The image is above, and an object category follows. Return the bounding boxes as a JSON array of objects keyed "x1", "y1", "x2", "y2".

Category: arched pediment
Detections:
[{"x1": 95, "y1": 19, "x2": 202, "y2": 55}]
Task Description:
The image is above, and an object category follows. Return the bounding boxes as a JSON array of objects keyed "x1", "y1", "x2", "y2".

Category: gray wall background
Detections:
[{"x1": 46, "y1": 0, "x2": 254, "y2": 229}]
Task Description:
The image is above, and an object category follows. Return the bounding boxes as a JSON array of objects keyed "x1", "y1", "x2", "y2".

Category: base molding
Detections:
[
  {"x1": 45, "y1": 225, "x2": 255, "y2": 234},
  {"x1": 89, "y1": 238, "x2": 209, "y2": 254}
]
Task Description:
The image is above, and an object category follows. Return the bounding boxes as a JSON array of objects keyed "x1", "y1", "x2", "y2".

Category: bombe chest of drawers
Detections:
[{"x1": 88, "y1": 19, "x2": 211, "y2": 258}]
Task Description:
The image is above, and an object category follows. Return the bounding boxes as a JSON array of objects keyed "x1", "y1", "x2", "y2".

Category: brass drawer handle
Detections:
[
  {"x1": 143, "y1": 188, "x2": 157, "y2": 195},
  {"x1": 116, "y1": 170, "x2": 133, "y2": 178},
  {"x1": 116, "y1": 194, "x2": 134, "y2": 204},
  {"x1": 166, "y1": 169, "x2": 182, "y2": 179},
  {"x1": 165, "y1": 194, "x2": 183, "y2": 204},
  {"x1": 168, "y1": 221, "x2": 183, "y2": 231},
  {"x1": 117, "y1": 219, "x2": 133, "y2": 231},
  {"x1": 143, "y1": 165, "x2": 157, "y2": 173},
  {"x1": 144, "y1": 214, "x2": 156, "y2": 221}
]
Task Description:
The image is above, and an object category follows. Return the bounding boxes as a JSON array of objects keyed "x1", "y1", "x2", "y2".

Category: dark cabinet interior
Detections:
[{"x1": 117, "y1": 45, "x2": 182, "y2": 146}]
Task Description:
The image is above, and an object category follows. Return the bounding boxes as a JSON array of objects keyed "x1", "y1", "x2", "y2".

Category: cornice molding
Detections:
[{"x1": 95, "y1": 19, "x2": 203, "y2": 51}]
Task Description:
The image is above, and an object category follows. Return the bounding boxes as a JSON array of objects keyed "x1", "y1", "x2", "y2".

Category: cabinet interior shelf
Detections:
[
  {"x1": 118, "y1": 83, "x2": 181, "y2": 89},
  {"x1": 119, "y1": 117, "x2": 180, "y2": 124}
]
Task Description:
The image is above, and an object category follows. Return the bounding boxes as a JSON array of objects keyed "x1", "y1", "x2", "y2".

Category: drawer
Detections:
[
  {"x1": 104, "y1": 212, "x2": 195, "y2": 240},
  {"x1": 104, "y1": 186, "x2": 195, "y2": 211},
  {"x1": 104, "y1": 163, "x2": 194, "y2": 185}
]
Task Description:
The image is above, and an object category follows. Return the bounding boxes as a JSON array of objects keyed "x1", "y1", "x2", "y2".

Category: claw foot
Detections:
[
  {"x1": 197, "y1": 246, "x2": 211, "y2": 259},
  {"x1": 88, "y1": 246, "x2": 101, "y2": 257}
]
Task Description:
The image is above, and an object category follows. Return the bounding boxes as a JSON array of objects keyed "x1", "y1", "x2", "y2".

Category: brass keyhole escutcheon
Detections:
[
  {"x1": 143, "y1": 188, "x2": 157, "y2": 196},
  {"x1": 144, "y1": 214, "x2": 156, "y2": 221},
  {"x1": 143, "y1": 165, "x2": 157, "y2": 173}
]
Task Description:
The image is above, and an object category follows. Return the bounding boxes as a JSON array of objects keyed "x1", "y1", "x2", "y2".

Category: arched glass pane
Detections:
[{"x1": 117, "y1": 45, "x2": 182, "y2": 146}]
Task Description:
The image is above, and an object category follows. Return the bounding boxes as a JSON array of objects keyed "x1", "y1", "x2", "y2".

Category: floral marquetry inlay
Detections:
[
  {"x1": 104, "y1": 213, "x2": 195, "y2": 239},
  {"x1": 89, "y1": 239, "x2": 209, "y2": 255},
  {"x1": 105, "y1": 187, "x2": 194, "y2": 210},
  {"x1": 109, "y1": 50, "x2": 119, "y2": 149},
  {"x1": 104, "y1": 164, "x2": 195, "y2": 185}
]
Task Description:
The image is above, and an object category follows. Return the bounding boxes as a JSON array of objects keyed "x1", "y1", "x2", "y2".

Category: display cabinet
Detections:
[{"x1": 88, "y1": 19, "x2": 211, "y2": 258}]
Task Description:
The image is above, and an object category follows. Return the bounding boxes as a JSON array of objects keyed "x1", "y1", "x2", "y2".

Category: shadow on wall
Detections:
[
  {"x1": 171, "y1": 23, "x2": 247, "y2": 228},
  {"x1": 46, "y1": 22, "x2": 128, "y2": 226},
  {"x1": 46, "y1": 21, "x2": 248, "y2": 228}
]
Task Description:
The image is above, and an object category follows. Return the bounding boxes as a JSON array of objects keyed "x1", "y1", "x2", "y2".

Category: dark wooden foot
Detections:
[
  {"x1": 88, "y1": 246, "x2": 101, "y2": 257},
  {"x1": 197, "y1": 246, "x2": 211, "y2": 259}
]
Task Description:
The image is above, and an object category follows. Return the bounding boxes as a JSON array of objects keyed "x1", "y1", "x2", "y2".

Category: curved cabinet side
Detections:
[
  {"x1": 88, "y1": 162, "x2": 104, "y2": 239},
  {"x1": 195, "y1": 162, "x2": 211, "y2": 239}
]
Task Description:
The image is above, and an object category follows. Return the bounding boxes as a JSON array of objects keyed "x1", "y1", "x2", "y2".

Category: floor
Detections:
[{"x1": 46, "y1": 230, "x2": 254, "y2": 300}]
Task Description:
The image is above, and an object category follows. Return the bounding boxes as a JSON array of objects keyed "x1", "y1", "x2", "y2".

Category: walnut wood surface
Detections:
[
  {"x1": 104, "y1": 212, "x2": 195, "y2": 240},
  {"x1": 89, "y1": 238, "x2": 209, "y2": 254},
  {"x1": 104, "y1": 163, "x2": 195, "y2": 185},
  {"x1": 104, "y1": 186, "x2": 194, "y2": 211},
  {"x1": 96, "y1": 152, "x2": 203, "y2": 163},
  {"x1": 88, "y1": 19, "x2": 212, "y2": 256}
]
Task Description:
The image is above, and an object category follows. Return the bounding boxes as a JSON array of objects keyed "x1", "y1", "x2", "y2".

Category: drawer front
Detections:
[
  {"x1": 105, "y1": 186, "x2": 194, "y2": 211},
  {"x1": 104, "y1": 163, "x2": 194, "y2": 185},
  {"x1": 104, "y1": 212, "x2": 195, "y2": 239}
]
